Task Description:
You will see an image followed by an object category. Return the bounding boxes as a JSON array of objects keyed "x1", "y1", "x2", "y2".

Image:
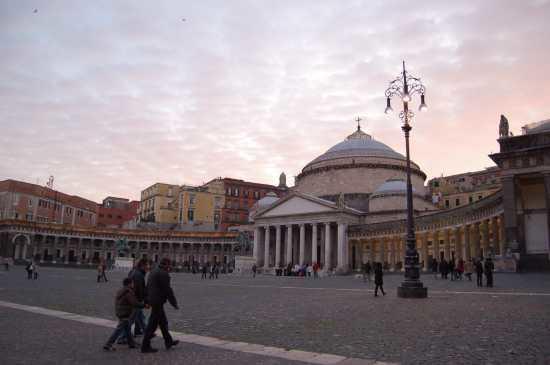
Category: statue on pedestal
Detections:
[{"x1": 499, "y1": 114, "x2": 510, "y2": 138}]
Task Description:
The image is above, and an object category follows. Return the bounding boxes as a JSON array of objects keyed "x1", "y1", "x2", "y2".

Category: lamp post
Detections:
[{"x1": 385, "y1": 61, "x2": 428, "y2": 298}]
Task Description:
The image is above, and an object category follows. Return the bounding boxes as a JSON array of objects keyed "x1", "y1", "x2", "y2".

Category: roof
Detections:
[
  {"x1": 304, "y1": 126, "x2": 406, "y2": 169},
  {"x1": 371, "y1": 179, "x2": 416, "y2": 197},
  {"x1": 523, "y1": 119, "x2": 550, "y2": 134}
]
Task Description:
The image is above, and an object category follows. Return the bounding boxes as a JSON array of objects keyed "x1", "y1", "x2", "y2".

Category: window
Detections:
[
  {"x1": 445, "y1": 200, "x2": 449, "y2": 208},
  {"x1": 117, "y1": 215, "x2": 122, "y2": 219},
  {"x1": 108, "y1": 214, "x2": 113, "y2": 218},
  {"x1": 226, "y1": 188, "x2": 231, "y2": 196},
  {"x1": 28, "y1": 199, "x2": 33, "y2": 207},
  {"x1": 168, "y1": 188, "x2": 173, "y2": 197},
  {"x1": 189, "y1": 194, "x2": 196, "y2": 205},
  {"x1": 26, "y1": 213, "x2": 33, "y2": 221},
  {"x1": 99, "y1": 214, "x2": 104, "y2": 218},
  {"x1": 234, "y1": 188, "x2": 239, "y2": 197},
  {"x1": 66, "y1": 207, "x2": 72, "y2": 216},
  {"x1": 214, "y1": 197, "x2": 222, "y2": 209},
  {"x1": 455, "y1": 198, "x2": 460, "y2": 206},
  {"x1": 187, "y1": 209, "x2": 194, "y2": 221},
  {"x1": 433, "y1": 181, "x2": 440, "y2": 187},
  {"x1": 478, "y1": 195, "x2": 482, "y2": 200},
  {"x1": 254, "y1": 191, "x2": 259, "y2": 199}
]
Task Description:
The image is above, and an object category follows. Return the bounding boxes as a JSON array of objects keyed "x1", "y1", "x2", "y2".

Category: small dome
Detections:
[
  {"x1": 304, "y1": 126, "x2": 405, "y2": 168},
  {"x1": 257, "y1": 192, "x2": 279, "y2": 208},
  {"x1": 371, "y1": 179, "x2": 416, "y2": 197}
]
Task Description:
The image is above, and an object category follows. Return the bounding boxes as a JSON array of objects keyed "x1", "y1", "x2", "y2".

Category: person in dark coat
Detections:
[
  {"x1": 120, "y1": 259, "x2": 149, "y2": 342},
  {"x1": 141, "y1": 258, "x2": 179, "y2": 353},
  {"x1": 103, "y1": 278, "x2": 144, "y2": 351},
  {"x1": 374, "y1": 262, "x2": 385, "y2": 297},
  {"x1": 484, "y1": 257, "x2": 494, "y2": 287},
  {"x1": 431, "y1": 258, "x2": 438, "y2": 278},
  {"x1": 475, "y1": 259, "x2": 484, "y2": 287},
  {"x1": 201, "y1": 264, "x2": 208, "y2": 279}
]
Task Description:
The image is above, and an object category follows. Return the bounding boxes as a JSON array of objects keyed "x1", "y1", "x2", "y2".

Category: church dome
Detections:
[{"x1": 304, "y1": 126, "x2": 405, "y2": 168}]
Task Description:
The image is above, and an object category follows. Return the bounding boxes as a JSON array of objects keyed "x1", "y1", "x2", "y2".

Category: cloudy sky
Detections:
[{"x1": 1, "y1": 0, "x2": 549, "y2": 202}]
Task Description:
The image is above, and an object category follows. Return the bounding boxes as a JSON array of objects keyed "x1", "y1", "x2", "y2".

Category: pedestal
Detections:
[{"x1": 397, "y1": 281, "x2": 428, "y2": 298}]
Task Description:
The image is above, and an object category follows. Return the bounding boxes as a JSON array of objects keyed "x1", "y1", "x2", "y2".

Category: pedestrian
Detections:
[
  {"x1": 209, "y1": 264, "x2": 215, "y2": 280},
  {"x1": 214, "y1": 264, "x2": 219, "y2": 279},
  {"x1": 313, "y1": 262, "x2": 319, "y2": 279},
  {"x1": 484, "y1": 257, "x2": 494, "y2": 288},
  {"x1": 103, "y1": 277, "x2": 143, "y2": 351},
  {"x1": 26, "y1": 261, "x2": 34, "y2": 279},
  {"x1": 251, "y1": 264, "x2": 257, "y2": 278},
  {"x1": 374, "y1": 262, "x2": 385, "y2": 297},
  {"x1": 475, "y1": 259, "x2": 484, "y2": 287},
  {"x1": 33, "y1": 263, "x2": 39, "y2": 280},
  {"x1": 141, "y1": 258, "x2": 179, "y2": 353},
  {"x1": 431, "y1": 258, "x2": 438, "y2": 279},
  {"x1": 201, "y1": 264, "x2": 207, "y2": 279},
  {"x1": 449, "y1": 259, "x2": 456, "y2": 281},
  {"x1": 97, "y1": 262, "x2": 108, "y2": 283},
  {"x1": 440, "y1": 258, "x2": 448, "y2": 279},
  {"x1": 464, "y1": 259, "x2": 473, "y2": 281},
  {"x1": 307, "y1": 264, "x2": 313, "y2": 278},
  {"x1": 457, "y1": 259, "x2": 464, "y2": 280},
  {"x1": 119, "y1": 259, "x2": 149, "y2": 343}
]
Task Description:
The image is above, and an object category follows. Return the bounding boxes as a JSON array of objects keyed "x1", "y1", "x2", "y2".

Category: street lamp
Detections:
[{"x1": 385, "y1": 61, "x2": 428, "y2": 298}]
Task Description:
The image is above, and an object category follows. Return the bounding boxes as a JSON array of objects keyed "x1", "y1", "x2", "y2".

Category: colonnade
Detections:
[
  {"x1": 353, "y1": 214, "x2": 505, "y2": 271},
  {"x1": 9, "y1": 233, "x2": 236, "y2": 265},
  {"x1": 253, "y1": 221, "x2": 349, "y2": 272}
]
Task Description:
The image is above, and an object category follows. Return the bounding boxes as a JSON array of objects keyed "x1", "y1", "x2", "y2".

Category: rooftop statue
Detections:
[{"x1": 499, "y1": 114, "x2": 509, "y2": 138}]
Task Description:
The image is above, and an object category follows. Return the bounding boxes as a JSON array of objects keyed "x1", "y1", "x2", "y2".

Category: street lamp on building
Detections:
[{"x1": 384, "y1": 61, "x2": 428, "y2": 298}]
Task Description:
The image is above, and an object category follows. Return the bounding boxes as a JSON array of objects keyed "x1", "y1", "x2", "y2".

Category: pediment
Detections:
[{"x1": 258, "y1": 195, "x2": 336, "y2": 218}]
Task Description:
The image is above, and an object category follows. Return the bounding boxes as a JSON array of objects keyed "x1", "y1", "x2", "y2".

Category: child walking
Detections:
[{"x1": 103, "y1": 278, "x2": 144, "y2": 351}]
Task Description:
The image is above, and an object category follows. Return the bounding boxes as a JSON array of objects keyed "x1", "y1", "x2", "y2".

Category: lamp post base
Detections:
[{"x1": 397, "y1": 281, "x2": 428, "y2": 298}]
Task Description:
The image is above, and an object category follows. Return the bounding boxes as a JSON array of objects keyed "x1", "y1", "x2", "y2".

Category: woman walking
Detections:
[{"x1": 374, "y1": 262, "x2": 386, "y2": 297}]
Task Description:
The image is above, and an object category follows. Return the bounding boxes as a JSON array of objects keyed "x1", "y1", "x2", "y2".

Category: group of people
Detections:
[
  {"x1": 431, "y1": 257, "x2": 495, "y2": 287},
  {"x1": 200, "y1": 263, "x2": 220, "y2": 279},
  {"x1": 25, "y1": 261, "x2": 39, "y2": 279},
  {"x1": 103, "y1": 257, "x2": 180, "y2": 353}
]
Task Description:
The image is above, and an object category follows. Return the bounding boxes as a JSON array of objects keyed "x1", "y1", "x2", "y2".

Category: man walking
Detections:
[
  {"x1": 475, "y1": 258, "x2": 484, "y2": 287},
  {"x1": 120, "y1": 258, "x2": 149, "y2": 343},
  {"x1": 141, "y1": 258, "x2": 179, "y2": 353},
  {"x1": 374, "y1": 262, "x2": 385, "y2": 297}
]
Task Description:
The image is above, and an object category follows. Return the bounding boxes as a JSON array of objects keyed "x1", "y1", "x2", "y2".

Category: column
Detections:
[
  {"x1": 253, "y1": 226, "x2": 260, "y2": 264},
  {"x1": 286, "y1": 224, "x2": 293, "y2": 265},
  {"x1": 379, "y1": 238, "x2": 386, "y2": 266},
  {"x1": 22, "y1": 244, "x2": 28, "y2": 260},
  {"x1": 501, "y1": 176, "x2": 519, "y2": 251},
  {"x1": 369, "y1": 239, "x2": 376, "y2": 264},
  {"x1": 14, "y1": 244, "x2": 20, "y2": 260},
  {"x1": 264, "y1": 225, "x2": 270, "y2": 268},
  {"x1": 311, "y1": 223, "x2": 318, "y2": 265},
  {"x1": 443, "y1": 229, "x2": 451, "y2": 260},
  {"x1": 421, "y1": 233, "x2": 429, "y2": 271},
  {"x1": 464, "y1": 224, "x2": 471, "y2": 261},
  {"x1": 453, "y1": 227, "x2": 462, "y2": 260},
  {"x1": 472, "y1": 222, "x2": 481, "y2": 259},
  {"x1": 480, "y1": 220, "x2": 489, "y2": 258},
  {"x1": 275, "y1": 225, "x2": 282, "y2": 268},
  {"x1": 324, "y1": 223, "x2": 331, "y2": 270},
  {"x1": 433, "y1": 231, "x2": 440, "y2": 261},
  {"x1": 544, "y1": 173, "x2": 550, "y2": 255},
  {"x1": 299, "y1": 224, "x2": 305, "y2": 265},
  {"x1": 337, "y1": 223, "x2": 348, "y2": 271},
  {"x1": 498, "y1": 215, "x2": 506, "y2": 256},
  {"x1": 390, "y1": 237, "x2": 396, "y2": 271},
  {"x1": 490, "y1": 216, "x2": 499, "y2": 255}
]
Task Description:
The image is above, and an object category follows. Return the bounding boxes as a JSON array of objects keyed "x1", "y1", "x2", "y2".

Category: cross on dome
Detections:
[{"x1": 347, "y1": 117, "x2": 372, "y2": 140}]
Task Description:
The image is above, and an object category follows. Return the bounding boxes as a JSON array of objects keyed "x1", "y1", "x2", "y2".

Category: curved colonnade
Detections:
[{"x1": 1, "y1": 220, "x2": 238, "y2": 266}]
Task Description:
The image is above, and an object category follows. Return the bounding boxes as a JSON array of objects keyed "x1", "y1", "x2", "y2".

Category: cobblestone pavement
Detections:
[
  {"x1": 0, "y1": 306, "x2": 310, "y2": 365},
  {"x1": 1, "y1": 267, "x2": 550, "y2": 364}
]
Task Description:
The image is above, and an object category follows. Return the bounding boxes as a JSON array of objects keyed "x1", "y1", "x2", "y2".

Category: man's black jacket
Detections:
[{"x1": 146, "y1": 267, "x2": 178, "y2": 309}]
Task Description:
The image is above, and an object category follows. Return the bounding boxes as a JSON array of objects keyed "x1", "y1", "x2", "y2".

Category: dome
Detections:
[
  {"x1": 257, "y1": 192, "x2": 279, "y2": 208},
  {"x1": 371, "y1": 179, "x2": 416, "y2": 197},
  {"x1": 305, "y1": 126, "x2": 405, "y2": 168}
]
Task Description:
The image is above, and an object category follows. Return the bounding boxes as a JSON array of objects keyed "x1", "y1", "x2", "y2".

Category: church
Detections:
[{"x1": 247, "y1": 118, "x2": 550, "y2": 273}]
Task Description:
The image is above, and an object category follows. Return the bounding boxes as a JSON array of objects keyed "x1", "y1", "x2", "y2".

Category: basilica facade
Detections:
[{"x1": 250, "y1": 120, "x2": 550, "y2": 273}]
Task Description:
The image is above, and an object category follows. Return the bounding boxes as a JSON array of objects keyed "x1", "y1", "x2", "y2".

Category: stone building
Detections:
[
  {"x1": 97, "y1": 197, "x2": 139, "y2": 228},
  {"x1": 0, "y1": 179, "x2": 98, "y2": 226},
  {"x1": 138, "y1": 183, "x2": 179, "y2": 224},
  {"x1": 177, "y1": 185, "x2": 225, "y2": 231},
  {"x1": 428, "y1": 167, "x2": 502, "y2": 209},
  {"x1": 203, "y1": 177, "x2": 288, "y2": 231},
  {"x1": 250, "y1": 118, "x2": 550, "y2": 273}
]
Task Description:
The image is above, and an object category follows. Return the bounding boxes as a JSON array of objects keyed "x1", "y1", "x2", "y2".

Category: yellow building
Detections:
[
  {"x1": 178, "y1": 186, "x2": 225, "y2": 230},
  {"x1": 138, "y1": 183, "x2": 179, "y2": 224}
]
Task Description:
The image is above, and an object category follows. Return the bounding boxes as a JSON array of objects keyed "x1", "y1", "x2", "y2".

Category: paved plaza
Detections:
[{"x1": 0, "y1": 267, "x2": 549, "y2": 364}]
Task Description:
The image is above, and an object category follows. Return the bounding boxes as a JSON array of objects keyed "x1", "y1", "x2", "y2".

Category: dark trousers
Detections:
[
  {"x1": 476, "y1": 273, "x2": 483, "y2": 287},
  {"x1": 374, "y1": 284, "x2": 385, "y2": 296},
  {"x1": 27, "y1": 270, "x2": 33, "y2": 279},
  {"x1": 97, "y1": 272, "x2": 108, "y2": 282},
  {"x1": 106, "y1": 319, "x2": 135, "y2": 347},
  {"x1": 486, "y1": 273, "x2": 493, "y2": 287},
  {"x1": 141, "y1": 304, "x2": 173, "y2": 350}
]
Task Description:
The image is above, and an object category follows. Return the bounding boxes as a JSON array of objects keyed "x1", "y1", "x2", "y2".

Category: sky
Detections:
[{"x1": 1, "y1": 0, "x2": 549, "y2": 202}]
